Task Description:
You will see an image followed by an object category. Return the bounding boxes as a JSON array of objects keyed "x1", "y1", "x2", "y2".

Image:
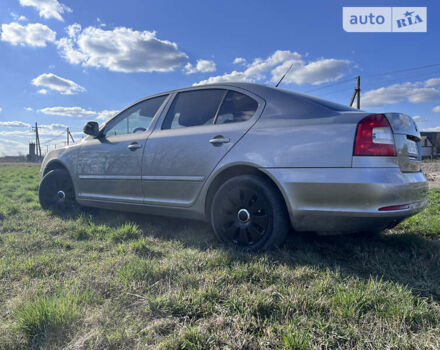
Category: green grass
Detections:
[
  {"x1": 393, "y1": 189, "x2": 440, "y2": 237},
  {"x1": 0, "y1": 165, "x2": 440, "y2": 349}
]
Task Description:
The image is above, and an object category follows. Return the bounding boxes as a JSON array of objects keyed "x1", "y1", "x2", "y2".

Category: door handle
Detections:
[
  {"x1": 209, "y1": 136, "x2": 230, "y2": 146},
  {"x1": 128, "y1": 142, "x2": 142, "y2": 151}
]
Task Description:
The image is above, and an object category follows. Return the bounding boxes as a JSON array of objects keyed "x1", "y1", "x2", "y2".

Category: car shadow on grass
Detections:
[{"x1": 62, "y1": 207, "x2": 440, "y2": 301}]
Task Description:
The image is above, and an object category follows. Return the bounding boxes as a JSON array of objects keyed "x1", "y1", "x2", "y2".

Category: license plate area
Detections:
[{"x1": 406, "y1": 139, "x2": 418, "y2": 156}]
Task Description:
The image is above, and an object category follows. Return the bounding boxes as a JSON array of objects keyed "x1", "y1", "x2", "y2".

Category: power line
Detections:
[
  {"x1": 40, "y1": 132, "x2": 66, "y2": 145},
  {"x1": 315, "y1": 69, "x2": 440, "y2": 99},
  {"x1": 304, "y1": 63, "x2": 440, "y2": 94},
  {"x1": 363, "y1": 68, "x2": 440, "y2": 87},
  {"x1": 362, "y1": 63, "x2": 440, "y2": 79},
  {"x1": 304, "y1": 77, "x2": 355, "y2": 93}
]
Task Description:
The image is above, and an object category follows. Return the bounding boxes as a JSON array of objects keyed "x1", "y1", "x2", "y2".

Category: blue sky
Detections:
[{"x1": 0, "y1": 0, "x2": 438, "y2": 155}]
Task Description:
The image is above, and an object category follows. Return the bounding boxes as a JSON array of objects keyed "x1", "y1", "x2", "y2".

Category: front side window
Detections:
[
  {"x1": 162, "y1": 89, "x2": 225, "y2": 130},
  {"x1": 105, "y1": 95, "x2": 167, "y2": 137},
  {"x1": 215, "y1": 91, "x2": 258, "y2": 124}
]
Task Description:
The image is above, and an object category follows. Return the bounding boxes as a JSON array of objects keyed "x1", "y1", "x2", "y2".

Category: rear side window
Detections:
[
  {"x1": 162, "y1": 89, "x2": 225, "y2": 130},
  {"x1": 215, "y1": 91, "x2": 258, "y2": 124}
]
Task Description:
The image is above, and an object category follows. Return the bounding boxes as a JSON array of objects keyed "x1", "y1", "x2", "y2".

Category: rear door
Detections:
[
  {"x1": 141, "y1": 87, "x2": 265, "y2": 206},
  {"x1": 77, "y1": 95, "x2": 168, "y2": 203}
]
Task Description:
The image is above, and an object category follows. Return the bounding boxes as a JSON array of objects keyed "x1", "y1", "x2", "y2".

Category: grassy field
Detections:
[{"x1": 1, "y1": 165, "x2": 440, "y2": 349}]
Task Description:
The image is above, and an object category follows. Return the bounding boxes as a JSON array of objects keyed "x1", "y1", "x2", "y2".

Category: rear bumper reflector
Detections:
[{"x1": 378, "y1": 204, "x2": 411, "y2": 211}]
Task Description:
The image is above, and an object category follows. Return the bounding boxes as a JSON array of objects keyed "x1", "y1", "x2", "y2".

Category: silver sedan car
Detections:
[{"x1": 39, "y1": 83, "x2": 428, "y2": 250}]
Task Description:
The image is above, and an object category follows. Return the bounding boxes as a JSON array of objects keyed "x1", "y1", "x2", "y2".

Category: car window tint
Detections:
[
  {"x1": 162, "y1": 89, "x2": 225, "y2": 130},
  {"x1": 105, "y1": 95, "x2": 167, "y2": 137},
  {"x1": 215, "y1": 91, "x2": 258, "y2": 124}
]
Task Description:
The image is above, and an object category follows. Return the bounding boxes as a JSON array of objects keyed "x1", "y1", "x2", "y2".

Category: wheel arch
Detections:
[
  {"x1": 204, "y1": 164, "x2": 291, "y2": 223},
  {"x1": 41, "y1": 160, "x2": 79, "y2": 200},
  {"x1": 42, "y1": 160, "x2": 69, "y2": 177}
]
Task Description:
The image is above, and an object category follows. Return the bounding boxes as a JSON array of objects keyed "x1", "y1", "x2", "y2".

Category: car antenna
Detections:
[{"x1": 275, "y1": 63, "x2": 294, "y2": 88}]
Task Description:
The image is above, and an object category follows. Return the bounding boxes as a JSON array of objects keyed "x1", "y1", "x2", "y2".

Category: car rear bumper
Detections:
[{"x1": 262, "y1": 167, "x2": 428, "y2": 233}]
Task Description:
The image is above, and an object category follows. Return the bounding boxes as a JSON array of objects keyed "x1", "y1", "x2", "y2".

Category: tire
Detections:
[
  {"x1": 39, "y1": 169, "x2": 77, "y2": 213},
  {"x1": 210, "y1": 175, "x2": 290, "y2": 251}
]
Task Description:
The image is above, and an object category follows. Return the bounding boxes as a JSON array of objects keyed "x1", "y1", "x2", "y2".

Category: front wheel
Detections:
[
  {"x1": 39, "y1": 169, "x2": 77, "y2": 213},
  {"x1": 210, "y1": 175, "x2": 290, "y2": 251}
]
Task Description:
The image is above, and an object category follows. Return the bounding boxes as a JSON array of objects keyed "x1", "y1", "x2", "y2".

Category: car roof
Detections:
[
  {"x1": 161, "y1": 82, "x2": 357, "y2": 113},
  {"x1": 166, "y1": 82, "x2": 295, "y2": 99}
]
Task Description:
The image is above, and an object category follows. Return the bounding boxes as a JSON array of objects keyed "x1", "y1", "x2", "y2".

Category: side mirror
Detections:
[{"x1": 83, "y1": 121, "x2": 100, "y2": 137}]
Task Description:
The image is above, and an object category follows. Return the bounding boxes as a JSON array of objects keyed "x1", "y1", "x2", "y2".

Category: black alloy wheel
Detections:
[
  {"x1": 211, "y1": 175, "x2": 289, "y2": 251},
  {"x1": 39, "y1": 169, "x2": 77, "y2": 212}
]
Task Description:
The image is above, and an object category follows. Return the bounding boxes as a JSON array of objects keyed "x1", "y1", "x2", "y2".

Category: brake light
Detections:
[{"x1": 354, "y1": 114, "x2": 396, "y2": 156}]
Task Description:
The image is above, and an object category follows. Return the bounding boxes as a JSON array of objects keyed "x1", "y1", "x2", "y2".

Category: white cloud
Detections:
[
  {"x1": 273, "y1": 58, "x2": 351, "y2": 85},
  {"x1": 196, "y1": 50, "x2": 302, "y2": 85},
  {"x1": 0, "y1": 123, "x2": 71, "y2": 156},
  {"x1": 11, "y1": 13, "x2": 27, "y2": 21},
  {"x1": 37, "y1": 106, "x2": 121, "y2": 121},
  {"x1": 96, "y1": 110, "x2": 119, "y2": 121},
  {"x1": 1, "y1": 22, "x2": 56, "y2": 47},
  {"x1": 423, "y1": 126, "x2": 440, "y2": 132},
  {"x1": 362, "y1": 80, "x2": 440, "y2": 108},
  {"x1": 0, "y1": 107, "x2": 2, "y2": 113},
  {"x1": 19, "y1": 0, "x2": 72, "y2": 21},
  {"x1": 96, "y1": 18, "x2": 106, "y2": 28},
  {"x1": 0, "y1": 137, "x2": 28, "y2": 156},
  {"x1": 38, "y1": 88, "x2": 48, "y2": 94},
  {"x1": 0, "y1": 128, "x2": 66, "y2": 136},
  {"x1": 57, "y1": 24, "x2": 188, "y2": 73},
  {"x1": 24, "y1": 107, "x2": 33, "y2": 111},
  {"x1": 183, "y1": 59, "x2": 217, "y2": 74},
  {"x1": 1, "y1": 138, "x2": 27, "y2": 146},
  {"x1": 425, "y1": 78, "x2": 440, "y2": 87},
  {"x1": 40, "y1": 123, "x2": 67, "y2": 130},
  {"x1": 39, "y1": 106, "x2": 97, "y2": 117},
  {"x1": 412, "y1": 116, "x2": 427, "y2": 123},
  {"x1": 0, "y1": 121, "x2": 31, "y2": 127},
  {"x1": 66, "y1": 23, "x2": 81, "y2": 38},
  {"x1": 0, "y1": 130, "x2": 32, "y2": 136},
  {"x1": 32, "y1": 73, "x2": 85, "y2": 95},
  {"x1": 196, "y1": 50, "x2": 350, "y2": 86},
  {"x1": 196, "y1": 71, "x2": 248, "y2": 85},
  {"x1": 233, "y1": 57, "x2": 247, "y2": 65},
  {"x1": 433, "y1": 106, "x2": 440, "y2": 113}
]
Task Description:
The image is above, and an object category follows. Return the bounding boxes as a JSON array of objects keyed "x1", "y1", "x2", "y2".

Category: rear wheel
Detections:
[
  {"x1": 210, "y1": 175, "x2": 289, "y2": 251},
  {"x1": 39, "y1": 169, "x2": 77, "y2": 213}
]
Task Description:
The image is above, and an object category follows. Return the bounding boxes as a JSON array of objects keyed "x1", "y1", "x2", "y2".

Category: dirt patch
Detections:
[{"x1": 422, "y1": 160, "x2": 440, "y2": 188}]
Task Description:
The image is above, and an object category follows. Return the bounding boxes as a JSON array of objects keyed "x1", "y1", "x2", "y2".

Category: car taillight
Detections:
[{"x1": 353, "y1": 114, "x2": 396, "y2": 156}]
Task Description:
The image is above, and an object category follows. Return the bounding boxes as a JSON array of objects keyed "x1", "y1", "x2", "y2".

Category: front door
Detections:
[
  {"x1": 77, "y1": 95, "x2": 168, "y2": 203},
  {"x1": 141, "y1": 88, "x2": 264, "y2": 207}
]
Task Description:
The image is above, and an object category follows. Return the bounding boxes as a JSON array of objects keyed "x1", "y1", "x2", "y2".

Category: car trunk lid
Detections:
[{"x1": 385, "y1": 113, "x2": 422, "y2": 172}]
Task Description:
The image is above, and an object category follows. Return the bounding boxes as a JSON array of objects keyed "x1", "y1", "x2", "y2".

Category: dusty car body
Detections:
[{"x1": 39, "y1": 83, "x2": 428, "y2": 250}]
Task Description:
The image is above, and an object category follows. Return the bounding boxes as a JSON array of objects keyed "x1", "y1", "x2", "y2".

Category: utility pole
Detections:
[
  {"x1": 349, "y1": 76, "x2": 361, "y2": 109},
  {"x1": 66, "y1": 127, "x2": 75, "y2": 145},
  {"x1": 32, "y1": 122, "x2": 42, "y2": 157}
]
